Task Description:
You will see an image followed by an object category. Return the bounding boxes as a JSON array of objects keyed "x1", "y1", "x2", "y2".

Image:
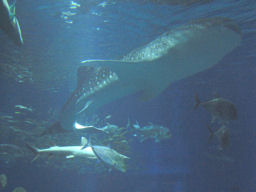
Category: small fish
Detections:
[
  {"x1": 132, "y1": 122, "x2": 171, "y2": 143},
  {"x1": 195, "y1": 94, "x2": 237, "y2": 123},
  {"x1": 104, "y1": 115, "x2": 112, "y2": 120},
  {"x1": 14, "y1": 105, "x2": 33, "y2": 112}
]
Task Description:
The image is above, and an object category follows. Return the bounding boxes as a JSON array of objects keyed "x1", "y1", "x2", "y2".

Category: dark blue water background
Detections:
[{"x1": 0, "y1": 0, "x2": 256, "y2": 191}]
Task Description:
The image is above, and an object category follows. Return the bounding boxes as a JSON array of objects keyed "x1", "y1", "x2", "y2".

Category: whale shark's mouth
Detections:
[{"x1": 58, "y1": 17, "x2": 241, "y2": 130}]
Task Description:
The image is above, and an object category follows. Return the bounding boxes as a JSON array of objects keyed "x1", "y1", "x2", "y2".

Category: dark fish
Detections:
[
  {"x1": 195, "y1": 94, "x2": 237, "y2": 123},
  {"x1": 208, "y1": 125, "x2": 230, "y2": 150},
  {"x1": 0, "y1": 0, "x2": 23, "y2": 46},
  {"x1": 132, "y1": 122, "x2": 171, "y2": 143}
]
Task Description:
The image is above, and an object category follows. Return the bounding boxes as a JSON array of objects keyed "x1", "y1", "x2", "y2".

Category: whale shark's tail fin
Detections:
[
  {"x1": 25, "y1": 143, "x2": 40, "y2": 162},
  {"x1": 40, "y1": 122, "x2": 70, "y2": 136}
]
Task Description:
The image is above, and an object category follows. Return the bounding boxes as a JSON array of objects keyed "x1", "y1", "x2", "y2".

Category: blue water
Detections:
[{"x1": 0, "y1": 0, "x2": 256, "y2": 191}]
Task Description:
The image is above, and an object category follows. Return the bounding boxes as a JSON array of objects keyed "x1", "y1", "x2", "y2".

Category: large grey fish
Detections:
[
  {"x1": 47, "y1": 17, "x2": 241, "y2": 132},
  {"x1": 195, "y1": 94, "x2": 237, "y2": 123},
  {"x1": 0, "y1": 0, "x2": 23, "y2": 46},
  {"x1": 90, "y1": 143, "x2": 130, "y2": 172}
]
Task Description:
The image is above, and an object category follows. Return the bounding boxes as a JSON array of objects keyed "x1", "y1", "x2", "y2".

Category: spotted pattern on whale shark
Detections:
[{"x1": 75, "y1": 69, "x2": 119, "y2": 105}]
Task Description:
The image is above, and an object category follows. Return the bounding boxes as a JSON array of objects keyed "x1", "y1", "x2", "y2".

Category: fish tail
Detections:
[
  {"x1": 207, "y1": 125, "x2": 214, "y2": 143},
  {"x1": 25, "y1": 143, "x2": 40, "y2": 162},
  {"x1": 194, "y1": 94, "x2": 201, "y2": 109}
]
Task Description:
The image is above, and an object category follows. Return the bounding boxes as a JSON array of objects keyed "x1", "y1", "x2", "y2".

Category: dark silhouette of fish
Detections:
[
  {"x1": 208, "y1": 125, "x2": 230, "y2": 150},
  {"x1": 195, "y1": 94, "x2": 237, "y2": 123},
  {"x1": 0, "y1": 0, "x2": 23, "y2": 46}
]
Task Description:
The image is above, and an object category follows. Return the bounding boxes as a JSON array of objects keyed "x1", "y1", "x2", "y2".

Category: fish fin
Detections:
[
  {"x1": 194, "y1": 94, "x2": 201, "y2": 109},
  {"x1": 40, "y1": 122, "x2": 69, "y2": 136},
  {"x1": 76, "y1": 100, "x2": 93, "y2": 114},
  {"x1": 66, "y1": 155, "x2": 75, "y2": 159},
  {"x1": 208, "y1": 125, "x2": 214, "y2": 143},
  {"x1": 25, "y1": 143, "x2": 40, "y2": 162},
  {"x1": 81, "y1": 136, "x2": 88, "y2": 146},
  {"x1": 81, "y1": 136, "x2": 91, "y2": 149},
  {"x1": 120, "y1": 154, "x2": 130, "y2": 159}
]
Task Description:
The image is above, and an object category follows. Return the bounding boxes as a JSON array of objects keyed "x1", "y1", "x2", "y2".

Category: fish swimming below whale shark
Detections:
[
  {"x1": 26, "y1": 137, "x2": 129, "y2": 172},
  {"x1": 46, "y1": 17, "x2": 241, "y2": 133},
  {"x1": 0, "y1": 0, "x2": 23, "y2": 46}
]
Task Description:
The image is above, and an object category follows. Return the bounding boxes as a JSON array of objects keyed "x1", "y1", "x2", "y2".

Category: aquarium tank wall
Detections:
[{"x1": 0, "y1": 0, "x2": 255, "y2": 191}]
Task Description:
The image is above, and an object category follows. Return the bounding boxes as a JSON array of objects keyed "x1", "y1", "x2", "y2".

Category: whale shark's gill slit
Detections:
[
  {"x1": 76, "y1": 100, "x2": 93, "y2": 114},
  {"x1": 74, "y1": 66, "x2": 119, "y2": 106}
]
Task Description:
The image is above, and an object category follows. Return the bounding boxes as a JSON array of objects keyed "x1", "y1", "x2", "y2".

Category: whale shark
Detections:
[
  {"x1": 48, "y1": 17, "x2": 241, "y2": 132},
  {"x1": 0, "y1": 0, "x2": 23, "y2": 46}
]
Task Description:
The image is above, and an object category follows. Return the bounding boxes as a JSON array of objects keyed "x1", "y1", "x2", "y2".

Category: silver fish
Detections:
[{"x1": 91, "y1": 145, "x2": 129, "y2": 172}]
